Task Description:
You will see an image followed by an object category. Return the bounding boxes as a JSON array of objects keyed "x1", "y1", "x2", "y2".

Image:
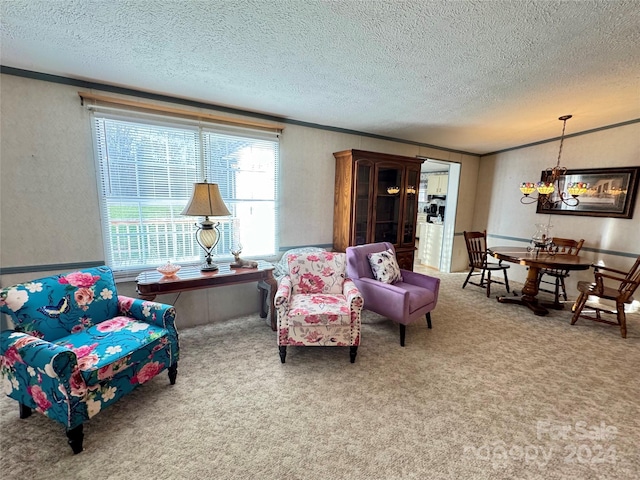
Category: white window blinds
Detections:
[{"x1": 92, "y1": 114, "x2": 279, "y2": 273}]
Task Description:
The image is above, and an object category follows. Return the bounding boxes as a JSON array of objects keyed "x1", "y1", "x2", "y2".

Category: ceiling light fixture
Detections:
[{"x1": 519, "y1": 115, "x2": 588, "y2": 208}]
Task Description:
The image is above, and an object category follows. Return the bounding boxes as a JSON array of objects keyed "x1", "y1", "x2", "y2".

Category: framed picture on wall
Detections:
[{"x1": 536, "y1": 166, "x2": 640, "y2": 218}]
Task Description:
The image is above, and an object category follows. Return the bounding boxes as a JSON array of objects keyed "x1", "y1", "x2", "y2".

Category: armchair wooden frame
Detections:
[
  {"x1": 571, "y1": 256, "x2": 640, "y2": 338},
  {"x1": 463, "y1": 230, "x2": 512, "y2": 298}
]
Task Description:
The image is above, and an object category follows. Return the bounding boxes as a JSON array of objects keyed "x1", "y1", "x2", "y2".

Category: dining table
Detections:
[{"x1": 487, "y1": 246, "x2": 592, "y2": 316}]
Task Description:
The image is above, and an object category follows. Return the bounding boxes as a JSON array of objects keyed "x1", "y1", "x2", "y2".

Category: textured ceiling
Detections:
[{"x1": 1, "y1": 0, "x2": 639, "y2": 154}]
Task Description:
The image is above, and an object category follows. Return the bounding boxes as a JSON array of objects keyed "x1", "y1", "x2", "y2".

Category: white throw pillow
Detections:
[{"x1": 367, "y1": 249, "x2": 403, "y2": 284}]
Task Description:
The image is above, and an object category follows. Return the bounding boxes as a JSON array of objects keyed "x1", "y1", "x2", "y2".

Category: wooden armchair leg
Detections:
[
  {"x1": 560, "y1": 277, "x2": 568, "y2": 301},
  {"x1": 66, "y1": 424, "x2": 84, "y2": 454},
  {"x1": 399, "y1": 324, "x2": 406, "y2": 347},
  {"x1": 462, "y1": 269, "x2": 474, "y2": 289},
  {"x1": 426, "y1": 312, "x2": 432, "y2": 329},
  {"x1": 554, "y1": 278, "x2": 562, "y2": 304},
  {"x1": 617, "y1": 303, "x2": 627, "y2": 338},
  {"x1": 349, "y1": 346, "x2": 358, "y2": 363},
  {"x1": 168, "y1": 363, "x2": 178, "y2": 385},
  {"x1": 279, "y1": 346, "x2": 287, "y2": 363},
  {"x1": 19, "y1": 403, "x2": 32, "y2": 419},
  {"x1": 571, "y1": 293, "x2": 588, "y2": 325}
]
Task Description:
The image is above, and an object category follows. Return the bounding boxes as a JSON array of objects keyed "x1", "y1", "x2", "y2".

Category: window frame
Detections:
[{"x1": 91, "y1": 110, "x2": 280, "y2": 278}]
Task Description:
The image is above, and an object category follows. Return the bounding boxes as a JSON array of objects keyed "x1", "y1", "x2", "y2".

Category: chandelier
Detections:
[{"x1": 519, "y1": 115, "x2": 589, "y2": 208}]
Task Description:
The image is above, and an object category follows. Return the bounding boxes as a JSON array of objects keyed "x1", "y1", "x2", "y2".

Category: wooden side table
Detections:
[{"x1": 136, "y1": 261, "x2": 278, "y2": 330}]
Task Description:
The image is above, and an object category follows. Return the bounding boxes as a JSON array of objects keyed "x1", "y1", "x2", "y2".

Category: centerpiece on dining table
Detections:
[{"x1": 527, "y1": 223, "x2": 557, "y2": 256}]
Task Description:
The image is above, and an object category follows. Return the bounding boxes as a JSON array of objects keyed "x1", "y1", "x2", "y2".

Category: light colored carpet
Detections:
[{"x1": 1, "y1": 272, "x2": 639, "y2": 480}]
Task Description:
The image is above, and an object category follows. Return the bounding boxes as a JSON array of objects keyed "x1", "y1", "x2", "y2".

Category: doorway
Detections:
[{"x1": 414, "y1": 158, "x2": 460, "y2": 273}]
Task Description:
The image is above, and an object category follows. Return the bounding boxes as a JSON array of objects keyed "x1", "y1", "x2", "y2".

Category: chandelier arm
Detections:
[
  {"x1": 558, "y1": 192, "x2": 580, "y2": 207},
  {"x1": 520, "y1": 195, "x2": 540, "y2": 205}
]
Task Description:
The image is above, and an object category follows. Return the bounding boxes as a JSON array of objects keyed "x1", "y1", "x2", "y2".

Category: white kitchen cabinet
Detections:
[
  {"x1": 420, "y1": 223, "x2": 443, "y2": 269},
  {"x1": 416, "y1": 222, "x2": 428, "y2": 262},
  {"x1": 426, "y1": 174, "x2": 448, "y2": 195}
]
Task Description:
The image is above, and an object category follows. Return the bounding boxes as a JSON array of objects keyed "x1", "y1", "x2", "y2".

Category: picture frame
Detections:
[{"x1": 536, "y1": 166, "x2": 640, "y2": 218}]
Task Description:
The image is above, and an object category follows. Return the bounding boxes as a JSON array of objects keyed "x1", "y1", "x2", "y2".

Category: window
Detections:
[{"x1": 92, "y1": 114, "x2": 279, "y2": 274}]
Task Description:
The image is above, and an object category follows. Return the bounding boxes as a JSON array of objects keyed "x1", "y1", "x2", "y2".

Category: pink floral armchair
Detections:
[{"x1": 274, "y1": 252, "x2": 363, "y2": 363}]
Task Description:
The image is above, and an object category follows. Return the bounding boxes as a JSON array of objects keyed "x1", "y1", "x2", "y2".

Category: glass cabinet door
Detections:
[
  {"x1": 374, "y1": 165, "x2": 403, "y2": 244},
  {"x1": 354, "y1": 162, "x2": 372, "y2": 245},
  {"x1": 402, "y1": 168, "x2": 419, "y2": 245}
]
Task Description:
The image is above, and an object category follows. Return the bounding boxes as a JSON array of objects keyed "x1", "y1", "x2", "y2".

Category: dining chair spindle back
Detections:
[
  {"x1": 538, "y1": 237, "x2": 585, "y2": 305},
  {"x1": 463, "y1": 230, "x2": 511, "y2": 298}
]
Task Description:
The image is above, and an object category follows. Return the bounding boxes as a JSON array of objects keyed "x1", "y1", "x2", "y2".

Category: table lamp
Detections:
[{"x1": 181, "y1": 182, "x2": 231, "y2": 271}]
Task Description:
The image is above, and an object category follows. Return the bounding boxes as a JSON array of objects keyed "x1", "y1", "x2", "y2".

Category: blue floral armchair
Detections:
[{"x1": 0, "y1": 266, "x2": 179, "y2": 454}]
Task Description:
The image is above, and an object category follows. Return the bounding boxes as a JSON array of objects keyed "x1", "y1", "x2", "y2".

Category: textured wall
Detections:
[
  {"x1": 475, "y1": 122, "x2": 640, "y2": 295},
  {"x1": 0, "y1": 74, "x2": 480, "y2": 326},
  {"x1": 4, "y1": 73, "x2": 637, "y2": 324},
  {"x1": 0, "y1": 75, "x2": 104, "y2": 266}
]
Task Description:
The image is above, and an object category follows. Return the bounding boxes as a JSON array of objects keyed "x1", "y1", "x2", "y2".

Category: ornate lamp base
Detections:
[{"x1": 199, "y1": 261, "x2": 219, "y2": 272}]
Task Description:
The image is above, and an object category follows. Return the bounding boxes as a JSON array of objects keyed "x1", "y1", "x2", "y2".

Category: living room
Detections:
[
  {"x1": 1, "y1": 74, "x2": 638, "y2": 327},
  {"x1": 1, "y1": 1, "x2": 639, "y2": 479}
]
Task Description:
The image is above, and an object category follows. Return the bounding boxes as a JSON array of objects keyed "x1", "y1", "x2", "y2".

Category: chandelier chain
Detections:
[
  {"x1": 555, "y1": 116, "x2": 569, "y2": 168},
  {"x1": 519, "y1": 114, "x2": 587, "y2": 208}
]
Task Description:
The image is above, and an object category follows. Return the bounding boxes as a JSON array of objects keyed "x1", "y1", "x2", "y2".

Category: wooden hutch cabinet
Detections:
[{"x1": 333, "y1": 149, "x2": 424, "y2": 270}]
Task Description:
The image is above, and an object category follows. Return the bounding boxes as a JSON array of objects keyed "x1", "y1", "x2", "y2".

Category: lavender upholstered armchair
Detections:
[{"x1": 346, "y1": 242, "x2": 440, "y2": 346}]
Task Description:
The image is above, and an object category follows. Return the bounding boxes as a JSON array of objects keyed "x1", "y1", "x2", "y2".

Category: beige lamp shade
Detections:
[{"x1": 181, "y1": 182, "x2": 231, "y2": 217}]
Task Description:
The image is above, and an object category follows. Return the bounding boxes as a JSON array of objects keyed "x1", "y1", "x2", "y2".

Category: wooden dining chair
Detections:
[
  {"x1": 571, "y1": 255, "x2": 640, "y2": 338},
  {"x1": 462, "y1": 230, "x2": 511, "y2": 297},
  {"x1": 537, "y1": 237, "x2": 585, "y2": 304}
]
